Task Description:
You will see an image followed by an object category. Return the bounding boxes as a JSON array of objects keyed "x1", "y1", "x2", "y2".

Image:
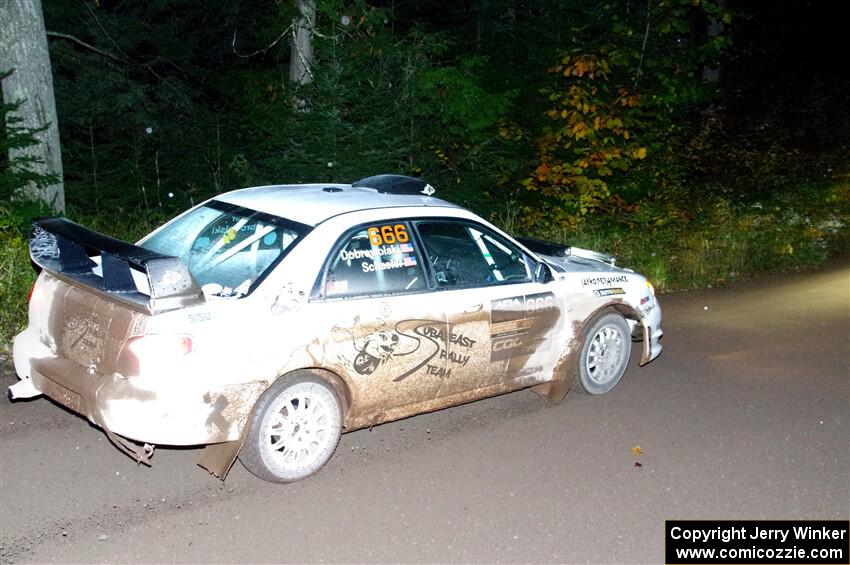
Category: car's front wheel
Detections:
[
  {"x1": 573, "y1": 312, "x2": 632, "y2": 395},
  {"x1": 240, "y1": 372, "x2": 342, "y2": 483}
]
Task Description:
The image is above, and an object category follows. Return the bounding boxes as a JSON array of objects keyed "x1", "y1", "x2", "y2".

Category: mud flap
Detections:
[
  {"x1": 639, "y1": 319, "x2": 652, "y2": 366},
  {"x1": 197, "y1": 438, "x2": 246, "y2": 480},
  {"x1": 530, "y1": 379, "x2": 571, "y2": 403}
]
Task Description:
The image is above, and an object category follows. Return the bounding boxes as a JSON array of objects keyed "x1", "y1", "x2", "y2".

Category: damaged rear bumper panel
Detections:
[{"x1": 11, "y1": 329, "x2": 263, "y2": 450}]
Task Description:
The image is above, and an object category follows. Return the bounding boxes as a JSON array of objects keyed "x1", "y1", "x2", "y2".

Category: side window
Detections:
[
  {"x1": 323, "y1": 222, "x2": 426, "y2": 298},
  {"x1": 417, "y1": 221, "x2": 532, "y2": 288}
]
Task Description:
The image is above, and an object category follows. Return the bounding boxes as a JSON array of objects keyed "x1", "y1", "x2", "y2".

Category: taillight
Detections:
[
  {"x1": 117, "y1": 334, "x2": 194, "y2": 377},
  {"x1": 126, "y1": 334, "x2": 193, "y2": 358},
  {"x1": 27, "y1": 282, "x2": 36, "y2": 304}
]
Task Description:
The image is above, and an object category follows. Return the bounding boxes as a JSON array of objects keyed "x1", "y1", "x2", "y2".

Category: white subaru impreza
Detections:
[{"x1": 10, "y1": 174, "x2": 662, "y2": 483}]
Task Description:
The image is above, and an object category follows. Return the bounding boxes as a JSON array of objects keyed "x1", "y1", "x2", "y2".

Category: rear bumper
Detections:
[{"x1": 11, "y1": 328, "x2": 262, "y2": 446}]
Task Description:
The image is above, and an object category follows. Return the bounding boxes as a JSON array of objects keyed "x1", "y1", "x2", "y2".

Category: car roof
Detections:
[{"x1": 214, "y1": 183, "x2": 462, "y2": 227}]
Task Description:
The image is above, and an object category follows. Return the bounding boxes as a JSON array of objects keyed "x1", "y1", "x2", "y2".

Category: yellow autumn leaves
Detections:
[{"x1": 522, "y1": 50, "x2": 649, "y2": 221}]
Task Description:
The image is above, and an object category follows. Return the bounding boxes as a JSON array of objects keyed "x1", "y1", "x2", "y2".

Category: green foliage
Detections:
[
  {"x1": 506, "y1": 179, "x2": 850, "y2": 292},
  {"x1": 0, "y1": 0, "x2": 844, "y2": 351},
  {"x1": 0, "y1": 197, "x2": 54, "y2": 352},
  {"x1": 414, "y1": 58, "x2": 510, "y2": 141},
  {"x1": 48, "y1": 0, "x2": 246, "y2": 213},
  {"x1": 0, "y1": 230, "x2": 34, "y2": 352},
  {"x1": 522, "y1": 53, "x2": 647, "y2": 221},
  {"x1": 518, "y1": 0, "x2": 734, "y2": 227}
]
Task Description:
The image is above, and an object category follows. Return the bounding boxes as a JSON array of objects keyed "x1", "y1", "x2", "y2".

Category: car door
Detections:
[
  {"x1": 309, "y1": 220, "x2": 450, "y2": 423},
  {"x1": 414, "y1": 219, "x2": 564, "y2": 397}
]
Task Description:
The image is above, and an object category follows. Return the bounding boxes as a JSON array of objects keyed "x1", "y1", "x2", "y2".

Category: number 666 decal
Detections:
[{"x1": 368, "y1": 224, "x2": 409, "y2": 246}]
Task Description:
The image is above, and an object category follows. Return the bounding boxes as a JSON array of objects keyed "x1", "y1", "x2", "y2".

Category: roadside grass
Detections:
[
  {"x1": 1, "y1": 179, "x2": 848, "y2": 352},
  {"x1": 518, "y1": 178, "x2": 850, "y2": 292},
  {"x1": 0, "y1": 231, "x2": 36, "y2": 353}
]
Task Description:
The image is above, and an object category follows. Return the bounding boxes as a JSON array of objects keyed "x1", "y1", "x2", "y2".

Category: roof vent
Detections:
[
  {"x1": 323, "y1": 187, "x2": 343, "y2": 193},
  {"x1": 352, "y1": 174, "x2": 436, "y2": 196}
]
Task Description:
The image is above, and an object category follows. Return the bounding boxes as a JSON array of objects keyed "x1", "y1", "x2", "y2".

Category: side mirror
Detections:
[{"x1": 534, "y1": 261, "x2": 553, "y2": 284}]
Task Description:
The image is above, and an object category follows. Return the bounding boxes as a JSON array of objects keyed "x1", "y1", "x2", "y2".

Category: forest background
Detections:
[{"x1": 1, "y1": 0, "x2": 849, "y2": 349}]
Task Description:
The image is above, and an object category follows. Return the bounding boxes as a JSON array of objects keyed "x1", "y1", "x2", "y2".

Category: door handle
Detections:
[{"x1": 463, "y1": 303, "x2": 483, "y2": 314}]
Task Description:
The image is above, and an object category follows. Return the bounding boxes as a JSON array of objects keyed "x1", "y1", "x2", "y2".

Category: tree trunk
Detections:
[
  {"x1": 0, "y1": 0, "x2": 65, "y2": 212},
  {"x1": 289, "y1": 0, "x2": 316, "y2": 86},
  {"x1": 701, "y1": 1, "x2": 726, "y2": 84}
]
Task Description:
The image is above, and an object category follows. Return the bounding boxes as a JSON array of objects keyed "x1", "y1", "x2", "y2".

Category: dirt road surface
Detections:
[{"x1": 1, "y1": 263, "x2": 848, "y2": 564}]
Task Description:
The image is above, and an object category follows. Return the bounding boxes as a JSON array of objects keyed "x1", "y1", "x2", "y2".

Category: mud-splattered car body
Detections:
[{"x1": 10, "y1": 175, "x2": 662, "y2": 481}]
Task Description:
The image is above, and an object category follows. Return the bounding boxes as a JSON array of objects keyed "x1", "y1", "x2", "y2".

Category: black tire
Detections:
[
  {"x1": 572, "y1": 312, "x2": 632, "y2": 395},
  {"x1": 239, "y1": 372, "x2": 342, "y2": 483}
]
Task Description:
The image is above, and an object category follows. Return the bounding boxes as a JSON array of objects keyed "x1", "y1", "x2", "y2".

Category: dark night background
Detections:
[{"x1": 1, "y1": 0, "x2": 849, "y2": 342}]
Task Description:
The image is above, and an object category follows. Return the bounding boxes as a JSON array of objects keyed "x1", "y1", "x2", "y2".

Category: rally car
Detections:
[{"x1": 10, "y1": 174, "x2": 662, "y2": 483}]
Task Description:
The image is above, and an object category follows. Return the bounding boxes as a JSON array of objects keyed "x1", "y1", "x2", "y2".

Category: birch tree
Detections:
[
  {"x1": 289, "y1": 0, "x2": 316, "y2": 85},
  {"x1": 0, "y1": 0, "x2": 65, "y2": 212}
]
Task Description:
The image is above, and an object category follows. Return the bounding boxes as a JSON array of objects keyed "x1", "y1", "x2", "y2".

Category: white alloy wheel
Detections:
[
  {"x1": 575, "y1": 312, "x2": 632, "y2": 395},
  {"x1": 240, "y1": 374, "x2": 342, "y2": 483}
]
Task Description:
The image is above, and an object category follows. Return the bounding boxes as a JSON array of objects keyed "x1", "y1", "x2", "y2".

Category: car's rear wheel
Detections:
[
  {"x1": 573, "y1": 312, "x2": 631, "y2": 395},
  {"x1": 240, "y1": 372, "x2": 342, "y2": 483}
]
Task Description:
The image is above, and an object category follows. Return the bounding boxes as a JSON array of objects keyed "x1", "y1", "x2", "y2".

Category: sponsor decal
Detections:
[
  {"x1": 419, "y1": 326, "x2": 476, "y2": 369},
  {"x1": 492, "y1": 292, "x2": 557, "y2": 323},
  {"x1": 353, "y1": 330, "x2": 401, "y2": 375},
  {"x1": 188, "y1": 312, "x2": 212, "y2": 323},
  {"x1": 638, "y1": 295, "x2": 655, "y2": 315},
  {"x1": 419, "y1": 326, "x2": 477, "y2": 348},
  {"x1": 326, "y1": 279, "x2": 349, "y2": 293},
  {"x1": 490, "y1": 292, "x2": 558, "y2": 361},
  {"x1": 343, "y1": 320, "x2": 478, "y2": 382},
  {"x1": 594, "y1": 287, "x2": 626, "y2": 297},
  {"x1": 61, "y1": 315, "x2": 106, "y2": 367},
  {"x1": 581, "y1": 274, "x2": 629, "y2": 287},
  {"x1": 65, "y1": 317, "x2": 103, "y2": 351},
  {"x1": 425, "y1": 364, "x2": 451, "y2": 378},
  {"x1": 272, "y1": 283, "x2": 306, "y2": 314}
]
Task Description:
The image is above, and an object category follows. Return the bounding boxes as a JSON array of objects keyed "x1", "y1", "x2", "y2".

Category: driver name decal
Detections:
[{"x1": 339, "y1": 242, "x2": 419, "y2": 274}]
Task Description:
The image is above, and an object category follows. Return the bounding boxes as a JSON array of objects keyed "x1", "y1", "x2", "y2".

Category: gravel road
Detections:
[{"x1": 1, "y1": 262, "x2": 847, "y2": 564}]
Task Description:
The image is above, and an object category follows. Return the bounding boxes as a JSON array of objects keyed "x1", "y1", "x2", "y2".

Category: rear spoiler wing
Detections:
[{"x1": 30, "y1": 217, "x2": 204, "y2": 314}]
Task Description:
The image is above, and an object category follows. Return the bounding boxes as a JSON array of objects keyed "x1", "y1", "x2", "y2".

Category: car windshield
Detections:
[{"x1": 141, "y1": 200, "x2": 310, "y2": 296}]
